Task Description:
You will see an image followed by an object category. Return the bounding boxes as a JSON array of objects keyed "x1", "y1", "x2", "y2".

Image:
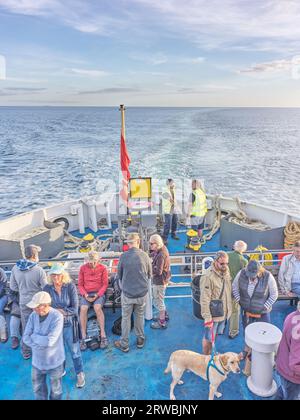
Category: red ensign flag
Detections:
[{"x1": 120, "y1": 131, "x2": 131, "y2": 181}]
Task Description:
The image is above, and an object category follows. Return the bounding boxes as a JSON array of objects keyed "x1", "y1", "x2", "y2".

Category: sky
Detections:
[{"x1": 1, "y1": 0, "x2": 300, "y2": 106}]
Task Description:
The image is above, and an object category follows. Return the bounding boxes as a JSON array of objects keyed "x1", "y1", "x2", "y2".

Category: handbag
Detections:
[
  {"x1": 72, "y1": 316, "x2": 82, "y2": 343},
  {"x1": 209, "y1": 279, "x2": 225, "y2": 318}
]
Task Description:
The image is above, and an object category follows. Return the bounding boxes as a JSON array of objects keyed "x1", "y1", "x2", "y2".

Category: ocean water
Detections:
[{"x1": 0, "y1": 106, "x2": 299, "y2": 220}]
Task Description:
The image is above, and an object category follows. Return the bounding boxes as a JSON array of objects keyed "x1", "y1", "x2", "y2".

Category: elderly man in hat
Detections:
[
  {"x1": 278, "y1": 240, "x2": 300, "y2": 298},
  {"x1": 114, "y1": 233, "x2": 152, "y2": 352},
  {"x1": 9, "y1": 245, "x2": 47, "y2": 359},
  {"x1": 23, "y1": 291, "x2": 65, "y2": 400},
  {"x1": 78, "y1": 251, "x2": 109, "y2": 350}
]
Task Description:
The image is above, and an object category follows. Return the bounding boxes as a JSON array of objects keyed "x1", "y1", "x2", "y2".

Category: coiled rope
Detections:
[{"x1": 284, "y1": 221, "x2": 300, "y2": 249}]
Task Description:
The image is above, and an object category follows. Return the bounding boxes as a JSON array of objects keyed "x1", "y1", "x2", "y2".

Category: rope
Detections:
[
  {"x1": 227, "y1": 197, "x2": 270, "y2": 231},
  {"x1": 284, "y1": 221, "x2": 300, "y2": 249}
]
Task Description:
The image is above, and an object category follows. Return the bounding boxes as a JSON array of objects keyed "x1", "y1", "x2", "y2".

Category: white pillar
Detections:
[
  {"x1": 71, "y1": 204, "x2": 85, "y2": 234},
  {"x1": 145, "y1": 279, "x2": 153, "y2": 321},
  {"x1": 245, "y1": 322, "x2": 282, "y2": 398},
  {"x1": 88, "y1": 200, "x2": 98, "y2": 233}
]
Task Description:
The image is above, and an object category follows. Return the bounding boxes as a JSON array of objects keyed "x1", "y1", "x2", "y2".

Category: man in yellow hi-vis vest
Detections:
[
  {"x1": 162, "y1": 179, "x2": 179, "y2": 245},
  {"x1": 188, "y1": 179, "x2": 208, "y2": 238}
]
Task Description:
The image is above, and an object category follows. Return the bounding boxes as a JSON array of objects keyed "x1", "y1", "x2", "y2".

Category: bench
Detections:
[{"x1": 266, "y1": 265, "x2": 299, "y2": 306}]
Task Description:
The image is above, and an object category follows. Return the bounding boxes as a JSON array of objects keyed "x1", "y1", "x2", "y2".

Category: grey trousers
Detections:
[{"x1": 120, "y1": 294, "x2": 146, "y2": 348}]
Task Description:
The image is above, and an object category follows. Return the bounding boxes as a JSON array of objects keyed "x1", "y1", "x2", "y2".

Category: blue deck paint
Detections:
[
  {"x1": 0, "y1": 229, "x2": 294, "y2": 400},
  {"x1": 0, "y1": 299, "x2": 294, "y2": 400}
]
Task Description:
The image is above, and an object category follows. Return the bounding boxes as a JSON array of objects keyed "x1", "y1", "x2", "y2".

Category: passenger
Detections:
[
  {"x1": 149, "y1": 234, "x2": 171, "y2": 329},
  {"x1": 232, "y1": 260, "x2": 278, "y2": 358},
  {"x1": 44, "y1": 264, "x2": 85, "y2": 388},
  {"x1": 275, "y1": 301, "x2": 300, "y2": 400},
  {"x1": 114, "y1": 233, "x2": 152, "y2": 352},
  {"x1": 162, "y1": 179, "x2": 179, "y2": 245},
  {"x1": 9, "y1": 245, "x2": 47, "y2": 359},
  {"x1": 23, "y1": 291, "x2": 65, "y2": 400},
  {"x1": 278, "y1": 240, "x2": 300, "y2": 298},
  {"x1": 8, "y1": 289, "x2": 22, "y2": 349},
  {"x1": 227, "y1": 240, "x2": 248, "y2": 339},
  {"x1": 200, "y1": 251, "x2": 232, "y2": 355},
  {"x1": 78, "y1": 251, "x2": 109, "y2": 351},
  {"x1": 188, "y1": 179, "x2": 208, "y2": 239},
  {"x1": 0, "y1": 267, "x2": 8, "y2": 343}
]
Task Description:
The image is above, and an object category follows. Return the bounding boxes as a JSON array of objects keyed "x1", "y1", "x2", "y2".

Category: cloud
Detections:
[
  {"x1": 0, "y1": 0, "x2": 130, "y2": 35},
  {"x1": 132, "y1": 0, "x2": 300, "y2": 52},
  {"x1": 0, "y1": 86, "x2": 47, "y2": 95},
  {"x1": 70, "y1": 68, "x2": 109, "y2": 77},
  {"x1": 238, "y1": 57, "x2": 300, "y2": 74},
  {"x1": 3, "y1": 0, "x2": 300, "y2": 52},
  {"x1": 5, "y1": 86, "x2": 47, "y2": 91},
  {"x1": 78, "y1": 87, "x2": 140, "y2": 95},
  {"x1": 130, "y1": 52, "x2": 205, "y2": 66}
]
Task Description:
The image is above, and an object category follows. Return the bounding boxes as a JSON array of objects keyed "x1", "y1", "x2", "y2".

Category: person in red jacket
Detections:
[{"x1": 78, "y1": 251, "x2": 108, "y2": 350}]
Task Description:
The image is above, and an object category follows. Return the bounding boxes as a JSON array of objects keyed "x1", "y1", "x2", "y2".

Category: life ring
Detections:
[{"x1": 53, "y1": 217, "x2": 70, "y2": 231}]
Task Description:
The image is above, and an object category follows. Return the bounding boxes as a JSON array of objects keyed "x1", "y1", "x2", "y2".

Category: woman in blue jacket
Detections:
[{"x1": 44, "y1": 264, "x2": 85, "y2": 388}]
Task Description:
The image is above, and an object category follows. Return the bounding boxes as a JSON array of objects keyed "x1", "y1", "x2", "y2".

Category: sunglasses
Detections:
[{"x1": 218, "y1": 262, "x2": 229, "y2": 266}]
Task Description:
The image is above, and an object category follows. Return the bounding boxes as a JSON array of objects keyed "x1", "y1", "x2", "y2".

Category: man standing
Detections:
[
  {"x1": 188, "y1": 179, "x2": 208, "y2": 239},
  {"x1": 278, "y1": 240, "x2": 300, "y2": 297},
  {"x1": 9, "y1": 245, "x2": 47, "y2": 359},
  {"x1": 227, "y1": 240, "x2": 248, "y2": 339},
  {"x1": 275, "y1": 301, "x2": 300, "y2": 400},
  {"x1": 114, "y1": 233, "x2": 152, "y2": 352},
  {"x1": 78, "y1": 251, "x2": 109, "y2": 350},
  {"x1": 200, "y1": 251, "x2": 232, "y2": 355},
  {"x1": 162, "y1": 179, "x2": 179, "y2": 244},
  {"x1": 23, "y1": 291, "x2": 65, "y2": 400}
]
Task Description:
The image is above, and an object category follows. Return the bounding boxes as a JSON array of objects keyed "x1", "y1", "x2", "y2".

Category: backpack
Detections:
[{"x1": 112, "y1": 313, "x2": 134, "y2": 336}]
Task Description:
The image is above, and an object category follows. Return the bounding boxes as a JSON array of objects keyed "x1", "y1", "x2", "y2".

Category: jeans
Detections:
[
  {"x1": 163, "y1": 213, "x2": 178, "y2": 239},
  {"x1": 0, "y1": 295, "x2": 7, "y2": 315},
  {"x1": 120, "y1": 294, "x2": 146, "y2": 348},
  {"x1": 274, "y1": 374, "x2": 300, "y2": 400},
  {"x1": 32, "y1": 364, "x2": 64, "y2": 400},
  {"x1": 291, "y1": 283, "x2": 300, "y2": 297},
  {"x1": 10, "y1": 315, "x2": 21, "y2": 338},
  {"x1": 63, "y1": 323, "x2": 83, "y2": 375},
  {"x1": 20, "y1": 304, "x2": 33, "y2": 353},
  {"x1": 242, "y1": 311, "x2": 271, "y2": 332},
  {"x1": 204, "y1": 320, "x2": 226, "y2": 342}
]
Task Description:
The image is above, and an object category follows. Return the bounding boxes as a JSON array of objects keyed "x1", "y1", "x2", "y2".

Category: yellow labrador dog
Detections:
[{"x1": 164, "y1": 350, "x2": 243, "y2": 400}]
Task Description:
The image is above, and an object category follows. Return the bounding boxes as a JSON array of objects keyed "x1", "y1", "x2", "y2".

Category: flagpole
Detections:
[{"x1": 119, "y1": 104, "x2": 126, "y2": 140}]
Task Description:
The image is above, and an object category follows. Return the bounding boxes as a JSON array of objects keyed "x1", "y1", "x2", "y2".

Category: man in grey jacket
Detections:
[
  {"x1": 278, "y1": 241, "x2": 300, "y2": 297},
  {"x1": 10, "y1": 245, "x2": 47, "y2": 359},
  {"x1": 114, "y1": 233, "x2": 152, "y2": 352}
]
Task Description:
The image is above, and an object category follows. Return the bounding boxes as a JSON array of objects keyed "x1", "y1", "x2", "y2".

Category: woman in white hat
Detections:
[{"x1": 44, "y1": 264, "x2": 85, "y2": 388}]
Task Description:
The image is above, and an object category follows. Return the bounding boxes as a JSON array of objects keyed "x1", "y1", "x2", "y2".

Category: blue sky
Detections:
[{"x1": 1, "y1": 0, "x2": 300, "y2": 106}]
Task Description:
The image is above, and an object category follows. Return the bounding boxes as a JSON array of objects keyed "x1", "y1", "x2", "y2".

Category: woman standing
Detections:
[
  {"x1": 149, "y1": 234, "x2": 171, "y2": 329},
  {"x1": 44, "y1": 264, "x2": 85, "y2": 388}
]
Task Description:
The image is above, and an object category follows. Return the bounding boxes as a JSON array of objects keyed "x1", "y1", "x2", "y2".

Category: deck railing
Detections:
[{"x1": 1, "y1": 249, "x2": 292, "y2": 300}]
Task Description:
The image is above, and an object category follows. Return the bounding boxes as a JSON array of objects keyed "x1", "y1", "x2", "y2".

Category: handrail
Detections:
[{"x1": 0, "y1": 248, "x2": 293, "y2": 267}]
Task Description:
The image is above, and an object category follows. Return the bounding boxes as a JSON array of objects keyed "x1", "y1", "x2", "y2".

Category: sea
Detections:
[{"x1": 0, "y1": 106, "x2": 299, "y2": 220}]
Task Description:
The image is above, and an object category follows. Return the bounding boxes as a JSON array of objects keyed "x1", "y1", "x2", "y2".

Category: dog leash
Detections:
[{"x1": 206, "y1": 326, "x2": 225, "y2": 382}]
